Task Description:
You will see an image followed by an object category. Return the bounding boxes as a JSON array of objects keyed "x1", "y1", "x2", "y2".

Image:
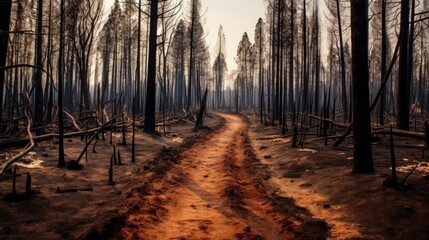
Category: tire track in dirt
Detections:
[{"x1": 119, "y1": 113, "x2": 298, "y2": 239}]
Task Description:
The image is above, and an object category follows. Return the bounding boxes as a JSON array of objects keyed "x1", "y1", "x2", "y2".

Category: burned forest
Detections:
[{"x1": 1, "y1": 0, "x2": 429, "y2": 239}]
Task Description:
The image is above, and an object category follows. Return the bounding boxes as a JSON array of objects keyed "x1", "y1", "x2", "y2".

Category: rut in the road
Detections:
[{"x1": 119, "y1": 114, "x2": 299, "y2": 239}]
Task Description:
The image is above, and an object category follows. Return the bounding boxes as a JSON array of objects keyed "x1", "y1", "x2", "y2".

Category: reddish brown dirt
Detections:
[
  {"x1": 119, "y1": 113, "x2": 314, "y2": 239},
  {"x1": 247, "y1": 112, "x2": 429, "y2": 240},
  {"x1": 0, "y1": 115, "x2": 221, "y2": 240}
]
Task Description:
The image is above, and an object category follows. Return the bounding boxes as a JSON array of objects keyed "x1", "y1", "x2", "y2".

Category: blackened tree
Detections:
[{"x1": 350, "y1": 0, "x2": 374, "y2": 173}]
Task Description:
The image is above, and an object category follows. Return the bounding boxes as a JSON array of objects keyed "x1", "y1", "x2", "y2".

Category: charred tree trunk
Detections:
[
  {"x1": 34, "y1": 0, "x2": 45, "y2": 128},
  {"x1": 0, "y1": 0, "x2": 12, "y2": 123},
  {"x1": 135, "y1": 0, "x2": 142, "y2": 115},
  {"x1": 397, "y1": 0, "x2": 410, "y2": 130},
  {"x1": 379, "y1": 0, "x2": 387, "y2": 125},
  {"x1": 289, "y1": 0, "x2": 294, "y2": 113},
  {"x1": 303, "y1": 0, "x2": 309, "y2": 113},
  {"x1": 58, "y1": 0, "x2": 65, "y2": 168},
  {"x1": 336, "y1": 0, "x2": 348, "y2": 121},
  {"x1": 194, "y1": 88, "x2": 208, "y2": 131},
  {"x1": 144, "y1": 0, "x2": 159, "y2": 133},
  {"x1": 351, "y1": 0, "x2": 374, "y2": 173}
]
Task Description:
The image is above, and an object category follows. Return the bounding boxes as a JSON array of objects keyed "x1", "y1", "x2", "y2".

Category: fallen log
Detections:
[
  {"x1": 307, "y1": 114, "x2": 349, "y2": 129},
  {"x1": 0, "y1": 128, "x2": 98, "y2": 150},
  {"x1": 0, "y1": 120, "x2": 131, "y2": 151},
  {"x1": 55, "y1": 187, "x2": 93, "y2": 193},
  {"x1": 372, "y1": 128, "x2": 425, "y2": 140},
  {"x1": 1, "y1": 99, "x2": 35, "y2": 174},
  {"x1": 305, "y1": 135, "x2": 345, "y2": 143}
]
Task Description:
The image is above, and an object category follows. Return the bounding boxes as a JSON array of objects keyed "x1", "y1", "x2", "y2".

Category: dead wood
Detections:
[
  {"x1": 1, "y1": 97, "x2": 35, "y2": 175},
  {"x1": 55, "y1": 187, "x2": 94, "y2": 193},
  {"x1": 64, "y1": 110, "x2": 83, "y2": 131},
  {"x1": 0, "y1": 120, "x2": 130, "y2": 150},
  {"x1": 308, "y1": 114, "x2": 349, "y2": 129},
  {"x1": 75, "y1": 116, "x2": 121, "y2": 165},
  {"x1": 333, "y1": 30, "x2": 402, "y2": 147},
  {"x1": 0, "y1": 128, "x2": 97, "y2": 150},
  {"x1": 305, "y1": 135, "x2": 345, "y2": 143},
  {"x1": 372, "y1": 128, "x2": 425, "y2": 140},
  {"x1": 194, "y1": 88, "x2": 208, "y2": 132}
]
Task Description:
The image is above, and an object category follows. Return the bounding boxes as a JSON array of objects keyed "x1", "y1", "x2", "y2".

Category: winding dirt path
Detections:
[{"x1": 120, "y1": 113, "x2": 296, "y2": 239}]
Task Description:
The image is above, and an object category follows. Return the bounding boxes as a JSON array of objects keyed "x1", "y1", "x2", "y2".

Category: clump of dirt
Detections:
[
  {"x1": 299, "y1": 220, "x2": 331, "y2": 240},
  {"x1": 65, "y1": 160, "x2": 83, "y2": 170},
  {"x1": 3, "y1": 192, "x2": 32, "y2": 202},
  {"x1": 223, "y1": 184, "x2": 247, "y2": 213},
  {"x1": 74, "y1": 210, "x2": 123, "y2": 240},
  {"x1": 235, "y1": 226, "x2": 264, "y2": 240},
  {"x1": 147, "y1": 147, "x2": 181, "y2": 176}
]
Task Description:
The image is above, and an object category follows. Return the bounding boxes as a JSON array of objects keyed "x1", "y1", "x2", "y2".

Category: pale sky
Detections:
[
  {"x1": 104, "y1": 0, "x2": 266, "y2": 72},
  {"x1": 202, "y1": 0, "x2": 266, "y2": 71}
]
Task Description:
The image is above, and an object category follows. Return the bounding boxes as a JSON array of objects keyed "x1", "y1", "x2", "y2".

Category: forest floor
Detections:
[
  {"x1": 0, "y1": 114, "x2": 223, "y2": 239},
  {"x1": 247, "y1": 112, "x2": 429, "y2": 240},
  {"x1": 118, "y1": 113, "x2": 327, "y2": 239},
  {"x1": 1, "y1": 112, "x2": 429, "y2": 239}
]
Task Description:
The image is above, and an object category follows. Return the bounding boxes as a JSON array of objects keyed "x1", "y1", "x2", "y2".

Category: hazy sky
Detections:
[
  {"x1": 104, "y1": 0, "x2": 266, "y2": 71},
  {"x1": 202, "y1": 0, "x2": 266, "y2": 71}
]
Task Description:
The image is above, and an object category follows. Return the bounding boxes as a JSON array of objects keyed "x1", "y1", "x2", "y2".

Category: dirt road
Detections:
[{"x1": 119, "y1": 113, "x2": 299, "y2": 239}]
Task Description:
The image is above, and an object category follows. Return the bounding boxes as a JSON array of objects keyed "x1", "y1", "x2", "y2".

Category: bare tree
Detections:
[
  {"x1": 326, "y1": 0, "x2": 349, "y2": 121},
  {"x1": 33, "y1": 0, "x2": 44, "y2": 128},
  {"x1": 73, "y1": 0, "x2": 103, "y2": 114},
  {"x1": 213, "y1": 25, "x2": 227, "y2": 109},
  {"x1": 397, "y1": 0, "x2": 410, "y2": 130},
  {"x1": 144, "y1": 0, "x2": 160, "y2": 133},
  {"x1": 185, "y1": 0, "x2": 204, "y2": 110},
  {"x1": 170, "y1": 20, "x2": 187, "y2": 112},
  {"x1": 351, "y1": 0, "x2": 374, "y2": 173},
  {"x1": 236, "y1": 32, "x2": 253, "y2": 111},
  {"x1": 0, "y1": 0, "x2": 12, "y2": 124},
  {"x1": 254, "y1": 18, "x2": 265, "y2": 124},
  {"x1": 58, "y1": 0, "x2": 65, "y2": 167}
]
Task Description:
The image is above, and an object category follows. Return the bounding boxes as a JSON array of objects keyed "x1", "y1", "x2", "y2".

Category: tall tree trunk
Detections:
[
  {"x1": 58, "y1": 0, "x2": 65, "y2": 167},
  {"x1": 406, "y1": 0, "x2": 415, "y2": 117},
  {"x1": 0, "y1": 0, "x2": 12, "y2": 124},
  {"x1": 380, "y1": 0, "x2": 387, "y2": 125},
  {"x1": 271, "y1": 6, "x2": 276, "y2": 125},
  {"x1": 397, "y1": 0, "x2": 410, "y2": 130},
  {"x1": 136, "y1": 0, "x2": 142, "y2": 114},
  {"x1": 34, "y1": 0, "x2": 45, "y2": 128},
  {"x1": 144, "y1": 0, "x2": 158, "y2": 133},
  {"x1": 45, "y1": 0, "x2": 54, "y2": 123},
  {"x1": 187, "y1": 3, "x2": 195, "y2": 111},
  {"x1": 303, "y1": 0, "x2": 309, "y2": 113},
  {"x1": 289, "y1": 0, "x2": 294, "y2": 113},
  {"x1": 275, "y1": 0, "x2": 281, "y2": 122},
  {"x1": 351, "y1": 0, "x2": 374, "y2": 173},
  {"x1": 336, "y1": 0, "x2": 348, "y2": 121},
  {"x1": 259, "y1": 20, "x2": 264, "y2": 125}
]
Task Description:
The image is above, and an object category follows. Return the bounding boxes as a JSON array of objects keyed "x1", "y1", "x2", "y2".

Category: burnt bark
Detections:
[
  {"x1": 0, "y1": 0, "x2": 12, "y2": 123},
  {"x1": 397, "y1": 0, "x2": 410, "y2": 130},
  {"x1": 144, "y1": 0, "x2": 159, "y2": 133},
  {"x1": 351, "y1": 0, "x2": 374, "y2": 173}
]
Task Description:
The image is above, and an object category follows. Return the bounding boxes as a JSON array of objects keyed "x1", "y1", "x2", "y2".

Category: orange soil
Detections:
[
  {"x1": 0, "y1": 116, "x2": 218, "y2": 239},
  {"x1": 119, "y1": 113, "x2": 301, "y2": 239}
]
